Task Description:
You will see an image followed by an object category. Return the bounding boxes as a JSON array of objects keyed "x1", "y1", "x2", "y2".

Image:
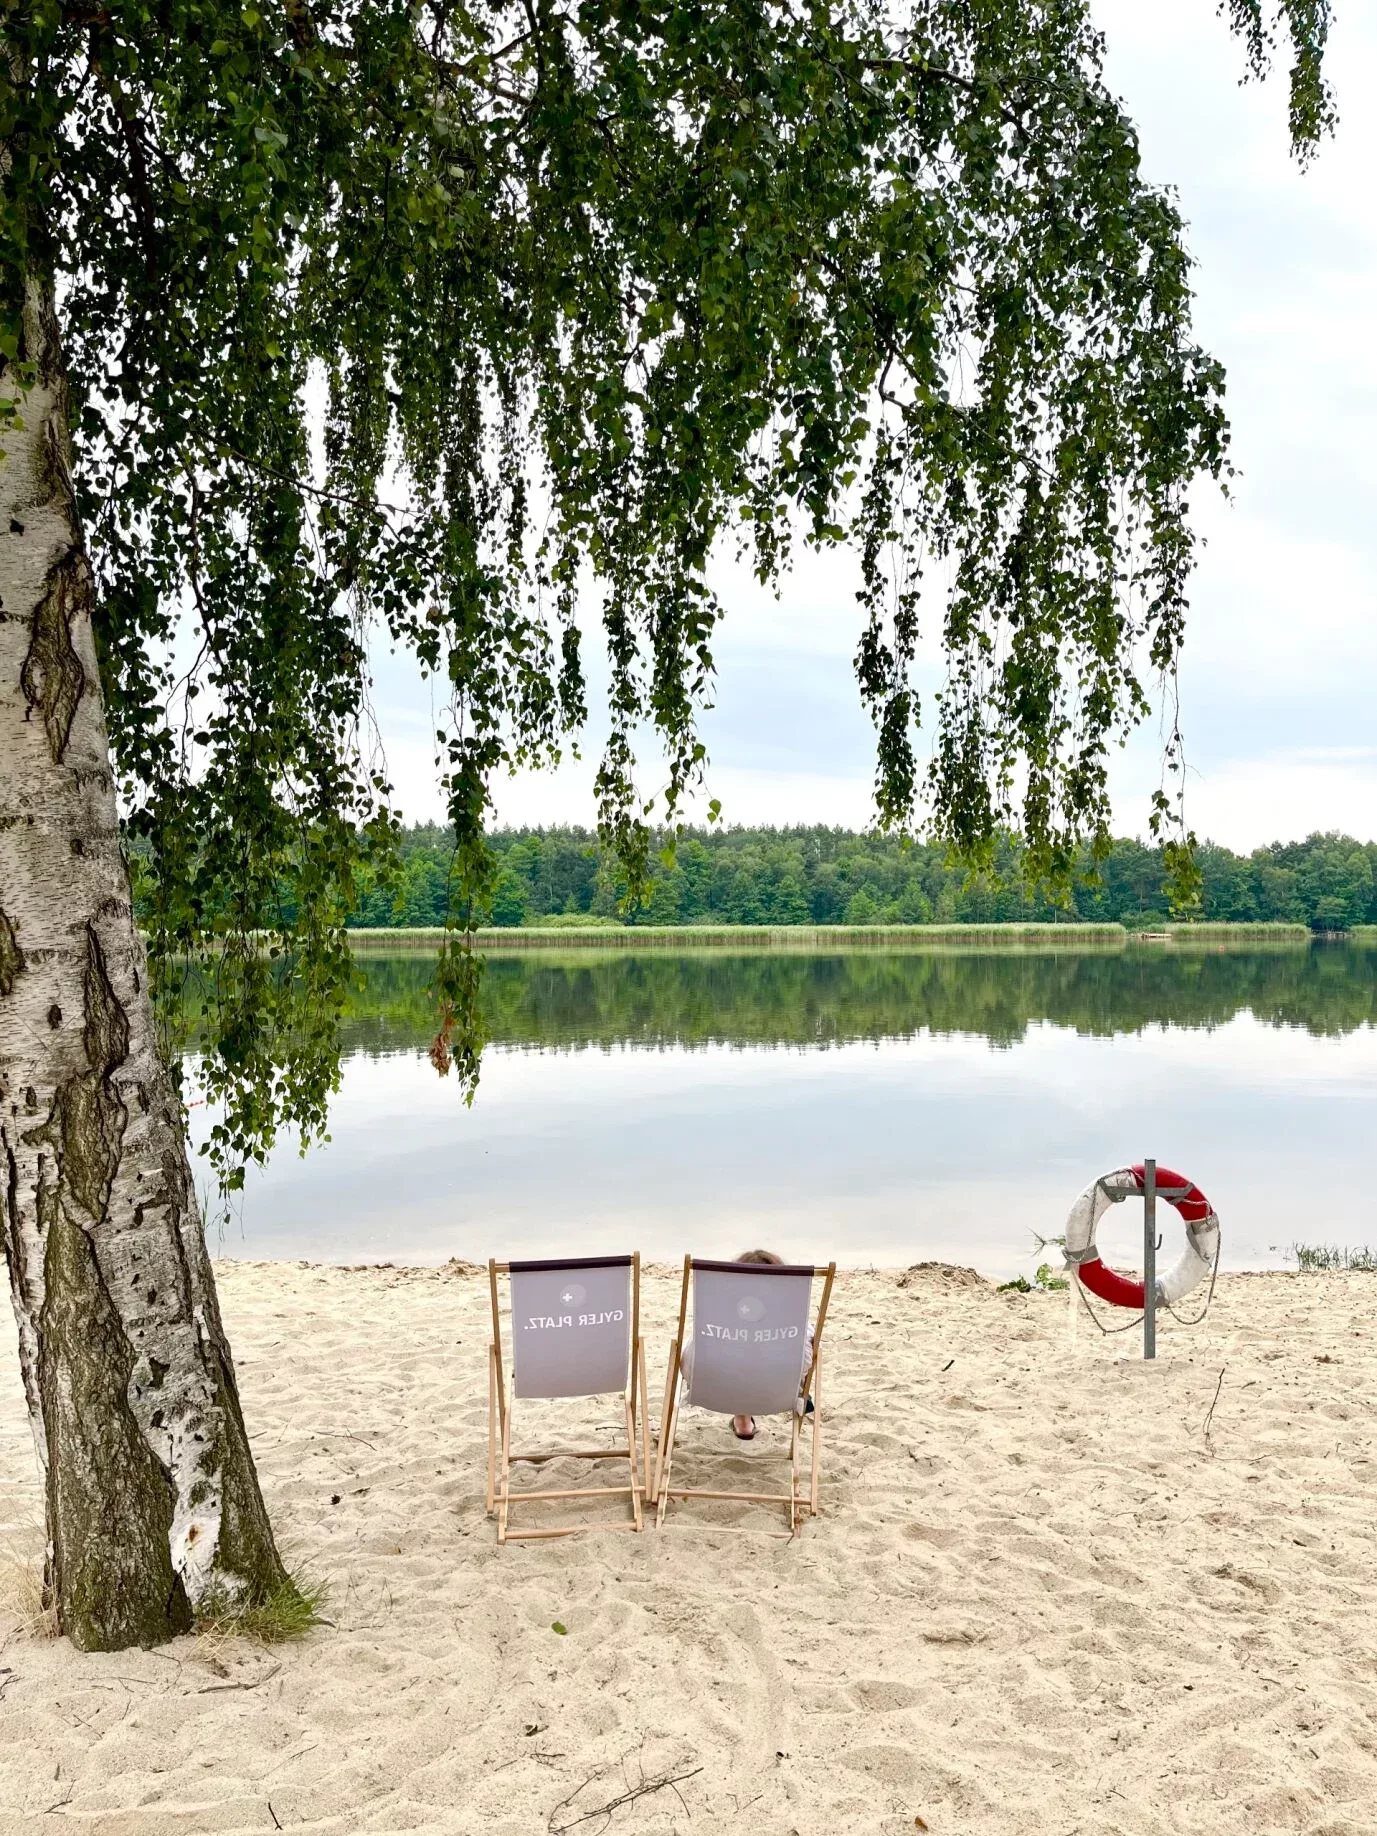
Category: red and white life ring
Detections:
[{"x1": 1064, "y1": 1165, "x2": 1219, "y2": 1309}]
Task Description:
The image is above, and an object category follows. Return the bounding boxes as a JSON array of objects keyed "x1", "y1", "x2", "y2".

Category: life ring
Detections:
[{"x1": 1064, "y1": 1165, "x2": 1219, "y2": 1310}]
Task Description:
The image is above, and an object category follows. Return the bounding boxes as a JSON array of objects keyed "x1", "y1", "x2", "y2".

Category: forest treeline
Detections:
[{"x1": 346, "y1": 826, "x2": 1377, "y2": 932}]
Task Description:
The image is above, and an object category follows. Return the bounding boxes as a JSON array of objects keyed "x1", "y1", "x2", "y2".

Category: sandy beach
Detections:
[{"x1": 3, "y1": 1259, "x2": 1376, "y2": 1835}]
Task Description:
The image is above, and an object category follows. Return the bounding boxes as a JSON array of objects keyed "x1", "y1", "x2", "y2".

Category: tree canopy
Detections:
[
  {"x1": 1, "y1": 0, "x2": 1335, "y2": 1178},
  {"x1": 346, "y1": 823, "x2": 1377, "y2": 933}
]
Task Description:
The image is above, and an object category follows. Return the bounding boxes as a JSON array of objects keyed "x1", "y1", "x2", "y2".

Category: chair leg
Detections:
[
  {"x1": 651, "y1": 1338, "x2": 678, "y2": 1506},
  {"x1": 789, "y1": 1404, "x2": 802, "y2": 1535},
  {"x1": 656, "y1": 1382, "x2": 683, "y2": 1528},
  {"x1": 624, "y1": 1390, "x2": 644, "y2": 1531},
  {"x1": 486, "y1": 1344, "x2": 497, "y2": 1516},
  {"x1": 497, "y1": 1391, "x2": 513, "y2": 1544},
  {"x1": 638, "y1": 1339, "x2": 651, "y2": 1499},
  {"x1": 809, "y1": 1349, "x2": 823, "y2": 1516}
]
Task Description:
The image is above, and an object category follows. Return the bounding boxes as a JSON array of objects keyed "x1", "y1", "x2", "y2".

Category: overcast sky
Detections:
[{"x1": 372, "y1": 1, "x2": 1377, "y2": 850}]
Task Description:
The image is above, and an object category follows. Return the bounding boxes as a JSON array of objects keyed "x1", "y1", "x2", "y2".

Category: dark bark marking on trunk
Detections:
[
  {"x1": 24, "y1": 929, "x2": 128, "y2": 1221},
  {"x1": 29, "y1": 280, "x2": 65, "y2": 393},
  {"x1": 3, "y1": 1145, "x2": 26, "y2": 1308},
  {"x1": 35, "y1": 409, "x2": 78, "y2": 523},
  {"x1": 38, "y1": 1178, "x2": 192, "y2": 1649},
  {"x1": 0, "y1": 905, "x2": 23, "y2": 995},
  {"x1": 82, "y1": 924, "x2": 130, "y2": 1079},
  {"x1": 19, "y1": 546, "x2": 88, "y2": 764},
  {"x1": 70, "y1": 766, "x2": 115, "y2": 794},
  {"x1": 159, "y1": 1146, "x2": 197, "y2": 1322},
  {"x1": 20, "y1": 926, "x2": 190, "y2": 1647}
]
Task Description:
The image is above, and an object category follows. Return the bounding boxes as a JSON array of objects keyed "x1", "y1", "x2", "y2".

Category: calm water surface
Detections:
[{"x1": 198, "y1": 942, "x2": 1377, "y2": 1277}]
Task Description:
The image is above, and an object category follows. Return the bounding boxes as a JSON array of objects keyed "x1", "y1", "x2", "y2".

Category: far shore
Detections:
[{"x1": 346, "y1": 918, "x2": 1327, "y2": 953}]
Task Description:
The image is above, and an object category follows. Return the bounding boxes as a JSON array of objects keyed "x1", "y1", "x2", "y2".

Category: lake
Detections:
[{"x1": 195, "y1": 940, "x2": 1377, "y2": 1278}]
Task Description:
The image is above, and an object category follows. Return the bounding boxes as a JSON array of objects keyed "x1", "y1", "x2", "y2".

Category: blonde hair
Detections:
[{"x1": 735, "y1": 1248, "x2": 784, "y2": 1265}]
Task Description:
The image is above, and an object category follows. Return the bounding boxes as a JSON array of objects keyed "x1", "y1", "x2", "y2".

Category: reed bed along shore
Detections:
[
  {"x1": 345, "y1": 920, "x2": 1314, "y2": 953},
  {"x1": 1157, "y1": 921, "x2": 1314, "y2": 942},
  {"x1": 348, "y1": 921, "x2": 1126, "y2": 953}
]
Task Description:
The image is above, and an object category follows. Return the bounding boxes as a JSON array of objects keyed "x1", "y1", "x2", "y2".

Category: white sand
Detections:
[{"x1": 3, "y1": 1260, "x2": 1377, "y2": 1836}]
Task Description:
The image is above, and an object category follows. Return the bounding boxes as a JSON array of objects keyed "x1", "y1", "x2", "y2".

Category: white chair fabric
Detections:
[
  {"x1": 685, "y1": 1264, "x2": 814, "y2": 1416},
  {"x1": 510, "y1": 1258, "x2": 633, "y2": 1400}
]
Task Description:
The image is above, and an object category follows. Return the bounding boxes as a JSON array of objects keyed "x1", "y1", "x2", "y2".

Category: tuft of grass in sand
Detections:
[
  {"x1": 1292, "y1": 1243, "x2": 1377, "y2": 1273},
  {"x1": 0, "y1": 1540, "x2": 58, "y2": 1641},
  {"x1": 196, "y1": 1574, "x2": 329, "y2": 1645},
  {"x1": 3, "y1": 1551, "x2": 327, "y2": 1648}
]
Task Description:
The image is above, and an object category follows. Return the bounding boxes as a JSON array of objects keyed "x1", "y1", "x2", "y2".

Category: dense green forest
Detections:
[{"x1": 346, "y1": 826, "x2": 1377, "y2": 932}]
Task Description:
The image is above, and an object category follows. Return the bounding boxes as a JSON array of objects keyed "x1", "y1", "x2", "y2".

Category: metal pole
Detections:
[{"x1": 1143, "y1": 1157, "x2": 1157, "y2": 1361}]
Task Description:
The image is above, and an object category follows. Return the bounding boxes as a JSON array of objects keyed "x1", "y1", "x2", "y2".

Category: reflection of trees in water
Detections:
[{"x1": 335, "y1": 945, "x2": 1377, "y2": 1059}]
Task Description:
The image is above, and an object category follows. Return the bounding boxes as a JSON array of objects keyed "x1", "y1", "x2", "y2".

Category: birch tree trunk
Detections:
[{"x1": 0, "y1": 273, "x2": 288, "y2": 1650}]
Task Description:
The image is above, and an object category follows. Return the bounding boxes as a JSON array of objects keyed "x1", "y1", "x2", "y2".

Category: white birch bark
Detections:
[{"x1": 1, "y1": 275, "x2": 286, "y2": 1650}]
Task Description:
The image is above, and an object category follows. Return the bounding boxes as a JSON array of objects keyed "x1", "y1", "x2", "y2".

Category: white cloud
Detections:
[
  {"x1": 1182, "y1": 511, "x2": 1377, "y2": 694},
  {"x1": 1175, "y1": 748, "x2": 1377, "y2": 851}
]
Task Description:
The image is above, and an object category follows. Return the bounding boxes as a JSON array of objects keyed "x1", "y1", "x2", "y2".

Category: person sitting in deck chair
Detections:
[
  {"x1": 653, "y1": 1251, "x2": 835, "y2": 1533},
  {"x1": 703, "y1": 1249, "x2": 814, "y2": 1440}
]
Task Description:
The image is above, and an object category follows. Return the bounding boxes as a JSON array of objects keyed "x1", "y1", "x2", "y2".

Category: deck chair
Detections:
[
  {"x1": 650, "y1": 1256, "x2": 836, "y2": 1535},
  {"x1": 487, "y1": 1254, "x2": 650, "y2": 1543}
]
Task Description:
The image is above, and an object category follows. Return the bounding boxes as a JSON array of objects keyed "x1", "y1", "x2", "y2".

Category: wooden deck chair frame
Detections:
[
  {"x1": 650, "y1": 1256, "x2": 836, "y2": 1537},
  {"x1": 487, "y1": 1254, "x2": 650, "y2": 1543}
]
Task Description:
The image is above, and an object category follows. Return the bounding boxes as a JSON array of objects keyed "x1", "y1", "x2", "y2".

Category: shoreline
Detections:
[
  {"x1": 346, "y1": 920, "x2": 1320, "y2": 953},
  {"x1": 204, "y1": 1249, "x2": 1319, "y2": 1280}
]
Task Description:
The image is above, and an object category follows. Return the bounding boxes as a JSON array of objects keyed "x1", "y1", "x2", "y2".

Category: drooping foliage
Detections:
[
  {"x1": 0, "y1": 0, "x2": 1333, "y2": 1177},
  {"x1": 1223, "y1": 0, "x2": 1336, "y2": 153}
]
